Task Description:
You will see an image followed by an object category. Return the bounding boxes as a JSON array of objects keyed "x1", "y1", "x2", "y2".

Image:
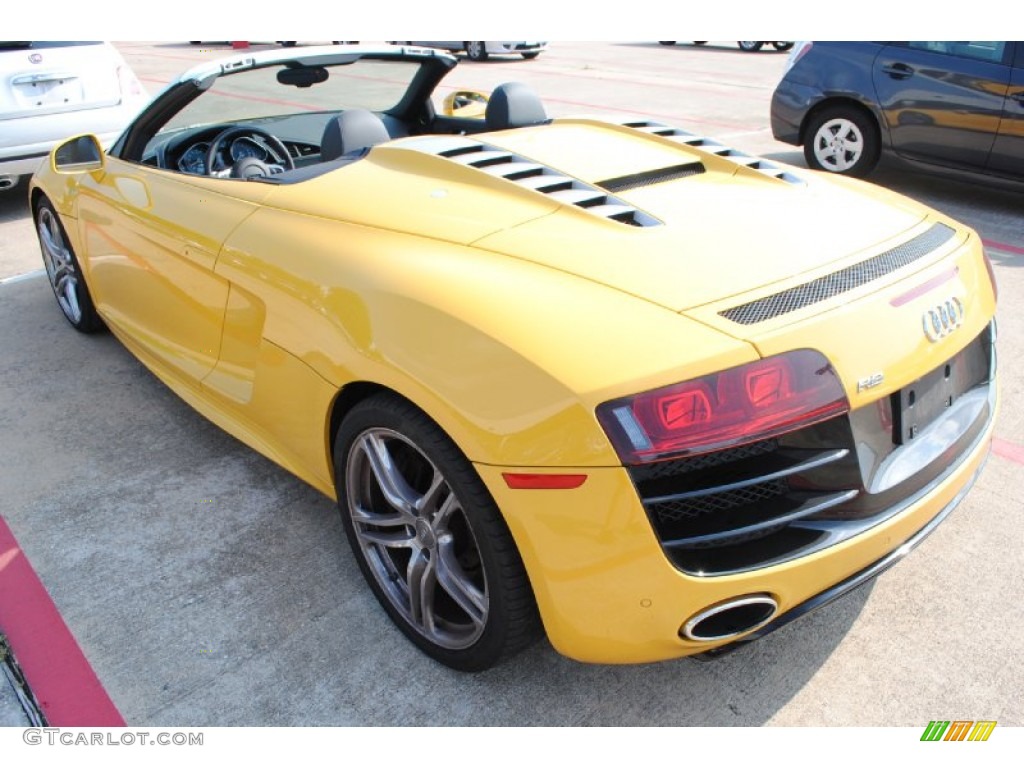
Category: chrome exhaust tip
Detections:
[
  {"x1": 682, "y1": 594, "x2": 779, "y2": 642},
  {"x1": 0, "y1": 175, "x2": 18, "y2": 190}
]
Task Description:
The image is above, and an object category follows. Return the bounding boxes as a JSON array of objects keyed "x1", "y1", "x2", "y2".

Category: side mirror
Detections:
[
  {"x1": 53, "y1": 135, "x2": 105, "y2": 174},
  {"x1": 442, "y1": 90, "x2": 489, "y2": 118}
]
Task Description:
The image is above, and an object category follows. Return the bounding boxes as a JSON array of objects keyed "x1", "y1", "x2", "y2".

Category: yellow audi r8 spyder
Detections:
[{"x1": 30, "y1": 45, "x2": 998, "y2": 671}]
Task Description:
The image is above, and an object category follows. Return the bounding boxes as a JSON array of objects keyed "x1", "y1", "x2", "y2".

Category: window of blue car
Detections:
[{"x1": 906, "y1": 41, "x2": 1008, "y2": 65}]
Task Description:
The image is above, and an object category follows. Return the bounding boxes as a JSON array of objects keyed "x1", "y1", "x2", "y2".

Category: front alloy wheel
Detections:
[
  {"x1": 36, "y1": 200, "x2": 103, "y2": 333},
  {"x1": 335, "y1": 395, "x2": 539, "y2": 670}
]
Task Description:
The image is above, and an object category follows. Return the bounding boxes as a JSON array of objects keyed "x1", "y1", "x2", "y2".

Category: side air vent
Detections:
[
  {"x1": 720, "y1": 223, "x2": 958, "y2": 325},
  {"x1": 620, "y1": 119, "x2": 804, "y2": 185},
  {"x1": 403, "y1": 135, "x2": 661, "y2": 227},
  {"x1": 598, "y1": 162, "x2": 706, "y2": 193}
]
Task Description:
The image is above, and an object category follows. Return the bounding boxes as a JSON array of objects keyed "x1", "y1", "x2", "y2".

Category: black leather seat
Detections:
[
  {"x1": 485, "y1": 82, "x2": 549, "y2": 131},
  {"x1": 320, "y1": 109, "x2": 392, "y2": 161}
]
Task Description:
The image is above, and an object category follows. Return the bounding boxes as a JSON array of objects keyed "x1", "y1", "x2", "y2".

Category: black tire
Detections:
[
  {"x1": 773, "y1": 42, "x2": 794, "y2": 51},
  {"x1": 521, "y1": 52, "x2": 540, "y2": 59},
  {"x1": 465, "y1": 41, "x2": 488, "y2": 61},
  {"x1": 334, "y1": 393, "x2": 540, "y2": 671},
  {"x1": 692, "y1": 41, "x2": 707, "y2": 45},
  {"x1": 737, "y1": 41, "x2": 764, "y2": 52},
  {"x1": 34, "y1": 198, "x2": 104, "y2": 333},
  {"x1": 802, "y1": 104, "x2": 881, "y2": 178},
  {"x1": 658, "y1": 41, "x2": 676, "y2": 45}
]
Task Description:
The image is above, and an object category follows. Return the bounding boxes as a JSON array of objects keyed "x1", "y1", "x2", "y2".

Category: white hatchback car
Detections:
[{"x1": 1, "y1": 41, "x2": 149, "y2": 191}]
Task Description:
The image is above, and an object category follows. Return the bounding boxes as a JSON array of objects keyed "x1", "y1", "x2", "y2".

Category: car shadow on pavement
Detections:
[{"x1": 0, "y1": 177, "x2": 30, "y2": 224}]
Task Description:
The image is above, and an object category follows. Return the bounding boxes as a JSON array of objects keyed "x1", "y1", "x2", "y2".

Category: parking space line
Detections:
[
  {"x1": 992, "y1": 438, "x2": 1024, "y2": 466},
  {"x1": 0, "y1": 269, "x2": 45, "y2": 286},
  {"x1": 983, "y1": 239, "x2": 1024, "y2": 256},
  {"x1": 0, "y1": 517, "x2": 124, "y2": 726}
]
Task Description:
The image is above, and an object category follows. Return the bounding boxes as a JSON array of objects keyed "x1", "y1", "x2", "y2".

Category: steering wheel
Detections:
[{"x1": 205, "y1": 126, "x2": 295, "y2": 178}]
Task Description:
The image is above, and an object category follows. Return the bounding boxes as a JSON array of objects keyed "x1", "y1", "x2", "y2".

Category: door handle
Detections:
[
  {"x1": 1011, "y1": 91, "x2": 1024, "y2": 105},
  {"x1": 881, "y1": 63, "x2": 915, "y2": 80}
]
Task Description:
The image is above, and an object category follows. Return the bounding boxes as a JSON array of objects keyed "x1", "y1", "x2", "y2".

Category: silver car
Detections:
[
  {"x1": 1, "y1": 41, "x2": 149, "y2": 191},
  {"x1": 392, "y1": 41, "x2": 546, "y2": 61}
]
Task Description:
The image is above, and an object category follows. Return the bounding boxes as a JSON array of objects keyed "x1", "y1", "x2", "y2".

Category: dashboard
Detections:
[
  {"x1": 141, "y1": 113, "x2": 411, "y2": 179},
  {"x1": 146, "y1": 123, "x2": 322, "y2": 176}
]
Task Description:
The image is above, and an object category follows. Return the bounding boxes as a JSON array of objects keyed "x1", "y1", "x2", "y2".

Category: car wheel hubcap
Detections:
[
  {"x1": 813, "y1": 118, "x2": 864, "y2": 172},
  {"x1": 37, "y1": 208, "x2": 82, "y2": 323},
  {"x1": 346, "y1": 428, "x2": 488, "y2": 650}
]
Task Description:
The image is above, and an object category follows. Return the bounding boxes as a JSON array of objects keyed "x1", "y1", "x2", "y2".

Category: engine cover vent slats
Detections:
[
  {"x1": 406, "y1": 136, "x2": 662, "y2": 227},
  {"x1": 619, "y1": 119, "x2": 805, "y2": 185},
  {"x1": 548, "y1": 188, "x2": 607, "y2": 206}
]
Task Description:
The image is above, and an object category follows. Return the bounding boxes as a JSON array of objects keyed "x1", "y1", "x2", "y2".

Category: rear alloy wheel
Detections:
[
  {"x1": 465, "y1": 41, "x2": 488, "y2": 61},
  {"x1": 773, "y1": 42, "x2": 794, "y2": 51},
  {"x1": 803, "y1": 106, "x2": 881, "y2": 177},
  {"x1": 521, "y1": 51, "x2": 540, "y2": 59},
  {"x1": 35, "y1": 200, "x2": 103, "y2": 333},
  {"x1": 335, "y1": 394, "x2": 539, "y2": 671},
  {"x1": 738, "y1": 41, "x2": 764, "y2": 52}
]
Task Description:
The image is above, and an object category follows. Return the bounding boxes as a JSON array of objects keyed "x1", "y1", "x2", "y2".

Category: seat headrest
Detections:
[
  {"x1": 485, "y1": 82, "x2": 548, "y2": 131},
  {"x1": 320, "y1": 109, "x2": 391, "y2": 161}
]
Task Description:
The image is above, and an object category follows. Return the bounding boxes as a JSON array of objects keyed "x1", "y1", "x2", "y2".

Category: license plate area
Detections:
[
  {"x1": 891, "y1": 331, "x2": 991, "y2": 445},
  {"x1": 12, "y1": 73, "x2": 83, "y2": 109}
]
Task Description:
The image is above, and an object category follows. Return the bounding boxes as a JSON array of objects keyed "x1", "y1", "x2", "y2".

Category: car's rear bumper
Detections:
[
  {"x1": 0, "y1": 101, "x2": 142, "y2": 177},
  {"x1": 694, "y1": 447, "x2": 988, "y2": 658},
  {"x1": 486, "y1": 42, "x2": 547, "y2": 55},
  {"x1": 770, "y1": 80, "x2": 822, "y2": 145},
  {"x1": 476, "y1": 383, "x2": 996, "y2": 664}
]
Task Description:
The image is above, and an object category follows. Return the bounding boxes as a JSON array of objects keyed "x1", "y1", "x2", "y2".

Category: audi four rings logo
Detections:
[{"x1": 923, "y1": 297, "x2": 964, "y2": 342}]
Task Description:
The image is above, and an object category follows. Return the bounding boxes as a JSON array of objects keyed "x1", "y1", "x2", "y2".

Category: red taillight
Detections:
[
  {"x1": 116, "y1": 65, "x2": 144, "y2": 99},
  {"x1": 597, "y1": 349, "x2": 849, "y2": 465}
]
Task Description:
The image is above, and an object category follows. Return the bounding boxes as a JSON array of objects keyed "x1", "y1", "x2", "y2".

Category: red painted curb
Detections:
[
  {"x1": 0, "y1": 516, "x2": 125, "y2": 726},
  {"x1": 992, "y1": 437, "x2": 1024, "y2": 466},
  {"x1": 983, "y1": 239, "x2": 1024, "y2": 256}
]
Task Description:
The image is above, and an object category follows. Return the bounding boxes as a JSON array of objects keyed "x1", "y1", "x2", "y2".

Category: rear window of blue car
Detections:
[{"x1": 905, "y1": 41, "x2": 1008, "y2": 64}]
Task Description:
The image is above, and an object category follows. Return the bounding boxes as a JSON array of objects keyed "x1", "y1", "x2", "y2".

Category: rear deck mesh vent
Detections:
[
  {"x1": 598, "y1": 162, "x2": 706, "y2": 193},
  {"x1": 719, "y1": 223, "x2": 957, "y2": 325}
]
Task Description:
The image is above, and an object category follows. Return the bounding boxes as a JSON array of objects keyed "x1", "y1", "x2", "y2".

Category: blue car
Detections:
[{"x1": 771, "y1": 41, "x2": 1023, "y2": 180}]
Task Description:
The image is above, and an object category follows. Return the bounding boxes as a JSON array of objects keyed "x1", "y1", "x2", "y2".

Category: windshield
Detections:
[{"x1": 161, "y1": 58, "x2": 425, "y2": 135}]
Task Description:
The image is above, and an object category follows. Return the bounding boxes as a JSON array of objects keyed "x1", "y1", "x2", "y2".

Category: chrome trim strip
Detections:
[
  {"x1": 682, "y1": 595, "x2": 779, "y2": 642},
  {"x1": 661, "y1": 489, "x2": 859, "y2": 549},
  {"x1": 644, "y1": 448, "x2": 849, "y2": 504}
]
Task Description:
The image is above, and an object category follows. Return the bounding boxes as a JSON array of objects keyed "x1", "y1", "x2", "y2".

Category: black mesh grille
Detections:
[
  {"x1": 650, "y1": 480, "x2": 788, "y2": 522},
  {"x1": 598, "y1": 163, "x2": 706, "y2": 193},
  {"x1": 720, "y1": 223, "x2": 956, "y2": 325},
  {"x1": 630, "y1": 438, "x2": 778, "y2": 483}
]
